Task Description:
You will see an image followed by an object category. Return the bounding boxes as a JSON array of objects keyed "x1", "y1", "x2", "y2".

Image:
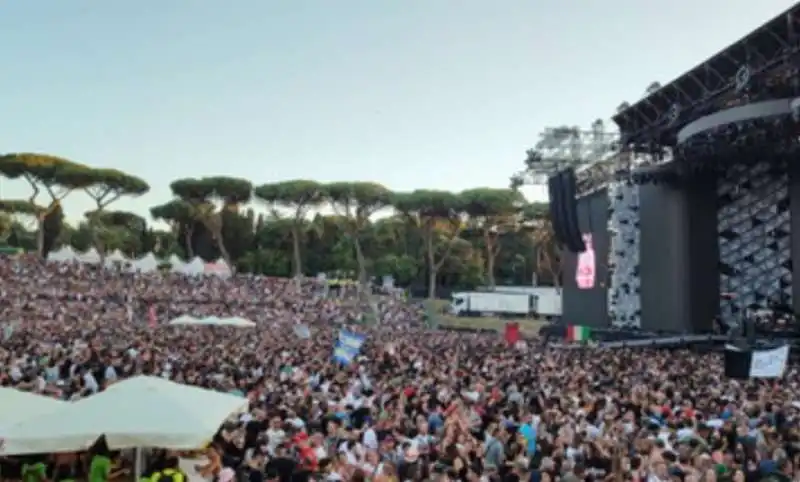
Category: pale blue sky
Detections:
[{"x1": 0, "y1": 0, "x2": 795, "y2": 223}]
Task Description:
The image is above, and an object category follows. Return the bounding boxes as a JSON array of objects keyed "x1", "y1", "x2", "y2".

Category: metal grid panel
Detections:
[
  {"x1": 717, "y1": 161, "x2": 791, "y2": 324},
  {"x1": 607, "y1": 181, "x2": 642, "y2": 328}
]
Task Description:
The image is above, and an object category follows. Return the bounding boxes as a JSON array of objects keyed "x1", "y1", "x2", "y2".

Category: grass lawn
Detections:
[{"x1": 425, "y1": 299, "x2": 548, "y2": 334}]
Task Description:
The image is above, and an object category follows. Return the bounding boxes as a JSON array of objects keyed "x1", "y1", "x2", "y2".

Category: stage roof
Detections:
[{"x1": 613, "y1": 4, "x2": 800, "y2": 147}]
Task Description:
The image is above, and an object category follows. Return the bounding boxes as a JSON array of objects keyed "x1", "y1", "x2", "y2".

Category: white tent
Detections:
[
  {"x1": 0, "y1": 376, "x2": 249, "y2": 455},
  {"x1": 204, "y1": 259, "x2": 232, "y2": 278},
  {"x1": 131, "y1": 252, "x2": 159, "y2": 273},
  {"x1": 168, "y1": 254, "x2": 185, "y2": 271},
  {"x1": 78, "y1": 247, "x2": 102, "y2": 264},
  {"x1": 219, "y1": 316, "x2": 256, "y2": 327},
  {"x1": 168, "y1": 315, "x2": 202, "y2": 325},
  {"x1": 48, "y1": 246, "x2": 78, "y2": 263},
  {"x1": 170, "y1": 316, "x2": 254, "y2": 327},
  {"x1": 105, "y1": 250, "x2": 128, "y2": 266},
  {"x1": 199, "y1": 316, "x2": 222, "y2": 325},
  {"x1": 180, "y1": 257, "x2": 205, "y2": 276},
  {"x1": 0, "y1": 388, "x2": 66, "y2": 427}
]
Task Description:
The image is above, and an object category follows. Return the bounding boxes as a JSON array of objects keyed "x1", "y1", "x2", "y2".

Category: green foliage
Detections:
[
  {"x1": 460, "y1": 187, "x2": 522, "y2": 217},
  {"x1": 0, "y1": 199, "x2": 40, "y2": 216},
  {"x1": 0, "y1": 150, "x2": 560, "y2": 293},
  {"x1": 0, "y1": 212, "x2": 11, "y2": 241},
  {"x1": 150, "y1": 200, "x2": 193, "y2": 224},
  {"x1": 254, "y1": 180, "x2": 325, "y2": 211},
  {"x1": 84, "y1": 168, "x2": 150, "y2": 207},
  {"x1": 42, "y1": 203, "x2": 64, "y2": 257}
]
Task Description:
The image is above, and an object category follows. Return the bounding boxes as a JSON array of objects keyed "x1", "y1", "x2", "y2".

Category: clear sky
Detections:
[{"x1": 0, "y1": 0, "x2": 795, "y2": 223}]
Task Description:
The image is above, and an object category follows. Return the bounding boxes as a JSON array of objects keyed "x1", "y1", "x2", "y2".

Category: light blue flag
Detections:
[
  {"x1": 338, "y1": 330, "x2": 365, "y2": 350},
  {"x1": 333, "y1": 330, "x2": 365, "y2": 364}
]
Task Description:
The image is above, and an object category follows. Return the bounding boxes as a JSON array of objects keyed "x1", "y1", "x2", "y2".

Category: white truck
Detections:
[
  {"x1": 449, "y1": 291, "x2": 535, "y2": 317},
  {"x1": 449, "y1": 287, "x2": 562, "y2": 319},
  {"x1": 491, "y1": 286, "x2": 562, "y2": 318}
]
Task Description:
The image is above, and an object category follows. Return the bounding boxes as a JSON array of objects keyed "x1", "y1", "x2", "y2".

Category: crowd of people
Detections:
[{"x1": 1, "y1": 255, "x2": 800, "y2": 482}]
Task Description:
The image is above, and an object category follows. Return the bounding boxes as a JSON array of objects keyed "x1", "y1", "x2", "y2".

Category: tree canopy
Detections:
[{"x1": 0, "y1": 152, "x2": 561, "y2": 296}]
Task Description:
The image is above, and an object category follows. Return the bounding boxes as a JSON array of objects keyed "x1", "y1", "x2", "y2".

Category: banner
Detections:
[
  {"x1": 575, "y1": 233, "x2": 595, "y2": 289},
  {"x1": 750, "y1": 345, "x2": 789, "y2": 378},
  {"x1": 725, "y1": 345, "x2": 789, "y2": 379}
]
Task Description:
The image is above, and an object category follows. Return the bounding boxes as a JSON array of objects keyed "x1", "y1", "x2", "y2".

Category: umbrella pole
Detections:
[{"x1": 134, "y1": 447, "x2": 142, "y2": 479}]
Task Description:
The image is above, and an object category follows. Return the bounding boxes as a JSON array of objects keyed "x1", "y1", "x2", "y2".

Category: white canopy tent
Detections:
[
  {"x1": 0, "y1": 376, "x2": 249, "y2": 455},
  {"x1": 204, "y1": 258, "x2": 232, "y2": 278},
  {"x1": 78, "y1": 247, "x2": 102, "y2": 264},
  {"x1": 0, "y1": 388, "x2": 67, "y2": 427},
  {"x1": 130, "y1": 252, "x2": 159, "y2": 272},
  {"x1": 180, "y1": 257, "x2": 206, "y2": 275},
  {"x1": 48, "y1": 246, "x2": 78, "y2": 262},
  {"x1": 200, "y1": 316, "x2": 222, "y2": 325},
  {"x1": 104, "y1": 249, "x2": 128, "y2": 268},
  {"x1": 168, "y1": 315, "x2": 203, "y2": 325},
  {"x1": 46, "y1": 249, "x2": 233, "y2": 276},
  {"x1": 219, "y1": 316, "x2": 256, "y2": 327},
  {"x1": 168, "y1": 254, "x2": 184, "y2": 268},
  {"x1": 168, "y1": 316, "x2": 256, "y2": 327}
]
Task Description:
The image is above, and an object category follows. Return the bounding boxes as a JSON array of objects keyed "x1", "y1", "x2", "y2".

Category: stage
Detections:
[{"x1": 557, "y1": 5, "x2": 800, "y2": 336}]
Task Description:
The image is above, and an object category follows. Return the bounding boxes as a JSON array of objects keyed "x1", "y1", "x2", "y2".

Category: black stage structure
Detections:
[{"x1": 549, "y1": 5, "x2": 800, "y2": 341}]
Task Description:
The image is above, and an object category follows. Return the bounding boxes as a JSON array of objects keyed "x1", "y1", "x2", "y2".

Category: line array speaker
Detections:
[{"x1": 547, "y1": 168, "x2": 585, "y2": 253}]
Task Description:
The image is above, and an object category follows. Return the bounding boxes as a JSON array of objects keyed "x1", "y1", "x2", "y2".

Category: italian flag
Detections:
[{"x1": 566, "y1": 325, "x2": 591, "y2": 342}]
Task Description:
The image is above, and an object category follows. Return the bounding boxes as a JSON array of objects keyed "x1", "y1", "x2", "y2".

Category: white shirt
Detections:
[
  {"x1": 362, "y1": 428, "x2": 378, "y2": 450},
  {"x1": 83, "y1": 372, "x2": 99, "y2": 393},
  {"x1": 266, "y1": 429, "x2": 285, "y2": 455}
]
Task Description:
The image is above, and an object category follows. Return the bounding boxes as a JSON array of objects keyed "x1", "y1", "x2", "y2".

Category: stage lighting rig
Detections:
[
  {"x1": 512, "y1": 121, "x2": 628, "y2": 196},
  {"x1": 613, "y1": 4, "x2": 800, "y2": 154},
  {"x1": 633, "y1": 112, "x2": 800, "y2": 186}
]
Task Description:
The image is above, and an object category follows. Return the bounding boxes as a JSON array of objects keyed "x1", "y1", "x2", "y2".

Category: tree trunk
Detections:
[
  {"x1": 486, "y1": 253, "x2": 496, "y2": 287},
  {"x1": 94, "y1": 235, "x2": 106, "y2": 265},
  {"x1": 291, "y1": 225, "x2": 303, "y2": 278},
  {"x1": 214, "y1": 232, "x2": 233, "y2": 273},
  {"x1": 36, "y1": 217, "x2": 45, "y2": 259},
  {"x1": 428, "y1": 268, "x2": 437, "y2": 299},
  {"x1": 484, "y1": 233, "x2": 496, "y2": 288},
  {"x1": 353, "y1": 236, "x2": 368, "y2": 289},
  {"x1": 184, "y1": 226, "x2": 194, "y2": 259},
  {"x1": 426, "y1": 231, "x2": 437, "y2": 299}
]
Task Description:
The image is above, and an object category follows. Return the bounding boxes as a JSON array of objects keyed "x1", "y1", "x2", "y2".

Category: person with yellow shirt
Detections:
[{"x1": 150, "y1": 456, "x2": 187, "y2": 482}]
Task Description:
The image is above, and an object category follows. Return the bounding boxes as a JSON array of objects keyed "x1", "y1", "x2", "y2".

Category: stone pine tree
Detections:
[
  {"x1": 0, "y1": 153, "x2": 95, "y2": 257},
  {"x1": 520, "y1": 202, "x2": 560, "y2": 287},
  {"x1": 150, "y1": 200, "x2": 196, "y2": 258},
  {"x1": 84, "y1": 210, "x2": 147, "y2": 258},
  {"x1": 83, "y1": 168, "x2": 150, "y2": 261},
  {"x1": 170, "y1": 176, "x2": 252, "y2": 270},
  {"x1": 254, "y1": 180, "x2": 326, "y2": 278},
  {"x1": 391, "y1": 190, "x2": 467, "y2": 299},
  {"x1": 510, "y1": 149, "x2": 562, "y2": 287},
  {"x1": 461, "y1": 187, "x2": 523, "y2": 288},
  {"x1": 326, "y1": 181, "x2": 392, "y2": 288}
]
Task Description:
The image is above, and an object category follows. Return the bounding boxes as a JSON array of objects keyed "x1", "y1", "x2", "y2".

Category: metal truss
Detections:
[
  {"x1": 513, "y1": 122, "x2": 620, "y2": 185},
  {"x1": 613, "y1": 5, "x2": 800, "y2": 147}
]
